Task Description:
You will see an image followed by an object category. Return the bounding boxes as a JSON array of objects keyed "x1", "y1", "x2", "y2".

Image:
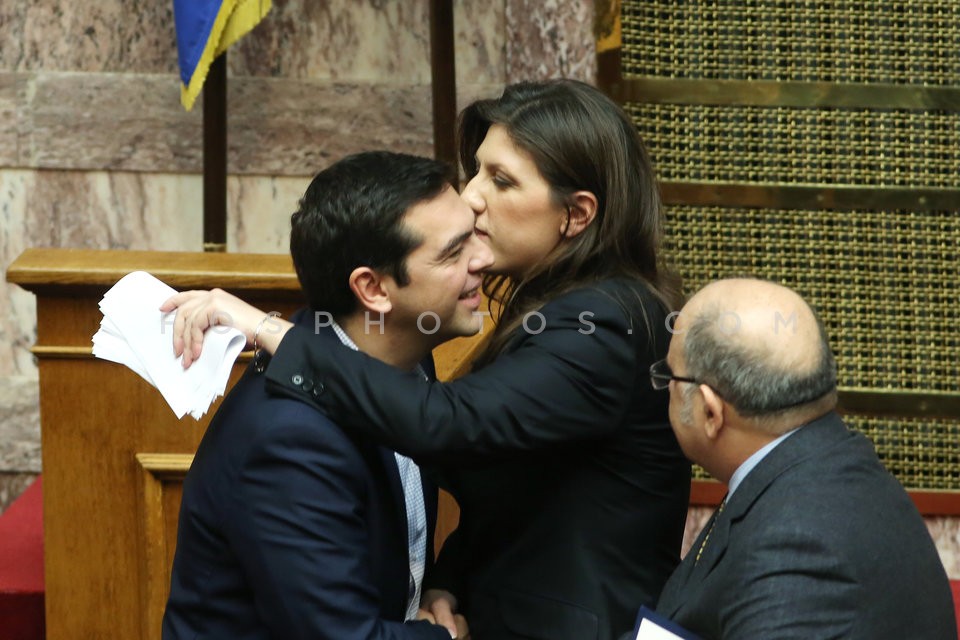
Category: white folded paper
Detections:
[{"x1": 92, "y1": 271, "x2": 247, "y2": 420}]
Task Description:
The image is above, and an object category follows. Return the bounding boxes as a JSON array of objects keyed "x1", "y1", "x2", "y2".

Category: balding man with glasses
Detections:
[{"x1": 626, "y1": 278, "x2": 955, "y2": 640}]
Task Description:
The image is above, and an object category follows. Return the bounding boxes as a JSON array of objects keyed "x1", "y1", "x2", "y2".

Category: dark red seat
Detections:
[{"x1": 0, "y1": 477, "x2": 44, "y2": 640}]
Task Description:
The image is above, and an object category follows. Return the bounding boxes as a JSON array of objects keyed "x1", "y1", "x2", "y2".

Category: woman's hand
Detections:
[{"x1": 159, "y1": 288, "x2": 292, "y2": 368}]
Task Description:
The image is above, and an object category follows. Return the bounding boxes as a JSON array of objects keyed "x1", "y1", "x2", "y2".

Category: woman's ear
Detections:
[
  {"x1": 348, "y1": 267, "x2": 393, "y2": 315},
  {"x1": 561, "y1": 190, "x2": 599, "y2": 238}
]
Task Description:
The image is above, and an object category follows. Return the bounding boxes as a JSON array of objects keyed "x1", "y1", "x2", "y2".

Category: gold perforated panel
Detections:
[
  {"x1": 693, "y1": 415, "x2": 960, "y2": 490},
  {"x1": 665, "y1": 204, "x2": 960, "y2": 392},
  {"x1": 626, "y1": 103, "x2": 960, "y2": 187},
  {"x1": 622, "y1": 0, "x2": 960, "y2": 85},
  {"x1": 670, "y1": 203, "x2": 960, "y2": 489},
  {"x1": 857, "y1": 415, "x2": 960, "y2": 490},
  {"x1": 618, "y1": 0, "x2": 960, "y2": 492},
  {"x1": 665, "y1": 195, "x2": 960, "y2": 490}
]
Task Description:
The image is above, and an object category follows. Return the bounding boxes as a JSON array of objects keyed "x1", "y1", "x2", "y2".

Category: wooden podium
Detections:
[{"x1": 6, "y1": 248, "x2": 473, "y2": 640}]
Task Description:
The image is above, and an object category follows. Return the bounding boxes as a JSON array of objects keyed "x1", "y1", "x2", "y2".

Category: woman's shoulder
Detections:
[{"x1": 541, "y1": 276, "x2": 669, "y2": 321}]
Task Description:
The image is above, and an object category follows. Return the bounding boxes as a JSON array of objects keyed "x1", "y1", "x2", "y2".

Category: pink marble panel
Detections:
[
  {"x1": 228, "y1": 174, "x2": 309, "y2": 254},
  {"x1": 0, "y1": 472, "x2": 40, "y2": 515},
  {"x1": 20, "y1": 170, "x2": 203, "y2": 252},
  {"x1": 207, "y1": 0, "x2": 505, "y2": 84},
  {"x1": 505, "y1": 0, "x2": 596, "y2": 83},
  {"x1": 0, "y1": 74, "x2": 28, "y2": 166},
  {"x1": 1, "y1": 169, "x2": 204, "y2": 374},
  {"x1": 21, "y1": 71, "x2": 504, "y2": 176},
  {"x1": 1, "y1": 169, "x2": 37, "y2": 378},
  {"x1": 26, "y1": 72, "x2": 201, "y2": 172},
  {"x1": 0, "y1": 378, "x2": 40, "y2": 474},
  {"x1": 226, "y1": 79, "x2": 434, "y2": 175},
  {"x1": 454, "y1": 0, "x2": 507, "y2": 84},
  {"x1": 229, "y1": 0, "x2": 433, "y2": 81},
  {"x1": 0, "y1": 0, "x2": 177, "y2": 73},
  {"x1": 926, "y1": 516, "x2": 960, "y2": 580}
]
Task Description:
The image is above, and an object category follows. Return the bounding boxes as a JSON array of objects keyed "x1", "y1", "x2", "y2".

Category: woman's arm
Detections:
[{"x1": 264, "y1": 285, "x2": 661, "y2": 462}]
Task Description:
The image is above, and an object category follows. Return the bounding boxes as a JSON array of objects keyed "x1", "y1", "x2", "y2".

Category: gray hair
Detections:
[{"x1": 682, "y1": 303, "x2": 837, "y2": 431}]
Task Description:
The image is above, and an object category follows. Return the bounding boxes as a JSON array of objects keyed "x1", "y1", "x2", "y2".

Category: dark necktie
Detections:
[{"x1": 694, "y1": 499, "x2": 726, "y2": 565}]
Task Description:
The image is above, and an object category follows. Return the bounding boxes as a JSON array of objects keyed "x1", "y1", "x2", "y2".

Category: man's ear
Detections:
[
  {"x1": 561, "y1": 190, "x2": 598, "y2": 238},
  {"x1": 699, "y1": 385, "x2": 726, "y2": 441},
  {"x1": 348, "y1": 267, "x2": 392, "y2": 315}
]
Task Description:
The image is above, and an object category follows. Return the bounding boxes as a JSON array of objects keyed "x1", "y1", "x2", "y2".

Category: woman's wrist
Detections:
[{"x1": 254, "y1": 315, "x2": 293, "y2": 355}]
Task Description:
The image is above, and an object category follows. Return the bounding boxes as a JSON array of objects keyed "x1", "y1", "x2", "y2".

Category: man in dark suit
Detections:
[
  {"x1": 642, "y1": 278, "x2": 956, "y2": 639},
  {"x1": 162, "y1": 152, "x2": 492, "y2": 639}
]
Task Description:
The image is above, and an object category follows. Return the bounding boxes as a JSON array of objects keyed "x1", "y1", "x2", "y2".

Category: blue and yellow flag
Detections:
[{"x1": 173, "y1": 0, "x2": 272, "y2": 110}]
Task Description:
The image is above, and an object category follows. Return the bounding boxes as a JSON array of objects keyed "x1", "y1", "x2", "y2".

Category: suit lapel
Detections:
[
  {"x1": 415, "y1": 354, "x2": 438, "y2": 555},
  {"x1": 658, "y1": 503, "x2": 723, "y2": 617},
  {"x1": 378, "y1": 447, "x2": 410, "y2": 552},
  {"x1": 689, "y1": 500, "x2": 730, "y2": 580}
]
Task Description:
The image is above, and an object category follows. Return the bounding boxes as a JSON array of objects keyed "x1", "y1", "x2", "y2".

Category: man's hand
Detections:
[
  {"x1": 416, "y1": 608, "x2": 436, "y2": 624},
  {"x1": 421, "y1": 589, "x2": 466, "y2": 638},
  {"x1": 452, "y1": 614, "x2": 470, "y2": 640},
  {"x1": 416, "y1": 606, "x2": 469, "y2": 639}
]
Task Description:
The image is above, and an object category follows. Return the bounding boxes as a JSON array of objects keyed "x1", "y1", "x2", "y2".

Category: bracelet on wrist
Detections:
[{"x1": 253, "y1": 311, "x2": 282, "y2": 354}]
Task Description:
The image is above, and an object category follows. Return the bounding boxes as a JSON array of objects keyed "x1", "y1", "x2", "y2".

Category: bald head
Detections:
[
  {"x1": 675, "y1": 278, "x2": 837, "y2": 432},
  {"x1": 687, "y1": 279, "x2": 823, "y2": 377}
]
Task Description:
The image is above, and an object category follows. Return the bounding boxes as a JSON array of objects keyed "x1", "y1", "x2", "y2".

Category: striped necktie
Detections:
[{"x1": 695, "y1": 499, "x2": 726, "y2": 565}]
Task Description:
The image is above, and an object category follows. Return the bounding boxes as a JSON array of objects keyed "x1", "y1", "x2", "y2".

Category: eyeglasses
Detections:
[{"x1": 649, "y1": 358, "x2": 700, "y2": 391}]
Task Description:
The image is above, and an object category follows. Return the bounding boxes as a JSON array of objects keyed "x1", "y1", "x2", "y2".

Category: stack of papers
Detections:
[{"x1": 92, "y1": 271, "x2": 247, "y2": 420}]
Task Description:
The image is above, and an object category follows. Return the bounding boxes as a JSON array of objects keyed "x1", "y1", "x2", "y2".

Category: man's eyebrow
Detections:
[{"x1": 436, "y1": 230, "x2": 473, "y2": 259}]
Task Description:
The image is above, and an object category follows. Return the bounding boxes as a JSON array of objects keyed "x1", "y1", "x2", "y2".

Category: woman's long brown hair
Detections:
[{"x1": 459, "y1": 80, "x2": 683, "y2": 367}]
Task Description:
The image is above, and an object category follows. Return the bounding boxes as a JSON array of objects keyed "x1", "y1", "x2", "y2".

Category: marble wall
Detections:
[{"x1": 0, "y1": 0, "x2": 597, "y2": 513}]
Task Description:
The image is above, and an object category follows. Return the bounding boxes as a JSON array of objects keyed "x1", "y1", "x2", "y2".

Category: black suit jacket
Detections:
[
  {"x1": 653, "y1": 412, "x2": 956, "y2": 640},
  {"x1": 162, "y1": 321, "x2": 448, "y2": 640},
  {"x1": 265, "y1": 279, "x2": 692, "y2": 640}
]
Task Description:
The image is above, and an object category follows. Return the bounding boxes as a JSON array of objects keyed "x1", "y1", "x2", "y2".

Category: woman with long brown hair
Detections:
[{"x1": 165, "y1": 79, "x2": 690, "y2": 640}]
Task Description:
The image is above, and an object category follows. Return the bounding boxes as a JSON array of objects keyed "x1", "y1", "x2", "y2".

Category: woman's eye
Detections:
[{"x1": 492, "y1": 175, "x2": 511, "y2": 188}]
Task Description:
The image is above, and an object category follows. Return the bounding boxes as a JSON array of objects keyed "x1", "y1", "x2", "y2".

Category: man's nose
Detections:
[{"x1": 469, "y1": 236, "x2": 494, "y2": 272}]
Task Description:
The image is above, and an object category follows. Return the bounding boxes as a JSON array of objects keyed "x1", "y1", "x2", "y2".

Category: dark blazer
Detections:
[
  {"x1": 162, "y1": 321, "x2": 449, "y2": 640},
  {"x1": 265, "y1": 279, "x2": 692, "y2": 640},
  {"x1": 653, "y1": 412, "x2": 956, "y2": 640}
]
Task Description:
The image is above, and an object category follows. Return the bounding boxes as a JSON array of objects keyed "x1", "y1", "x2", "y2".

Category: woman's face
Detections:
[{"x1": 460, "y1": 124, "x2": 568, "y2": 279}]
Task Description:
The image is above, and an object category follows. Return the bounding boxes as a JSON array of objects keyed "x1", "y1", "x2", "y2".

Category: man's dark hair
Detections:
[{"x1": 290, "y1": 151, "x2": 455, "y2": 317}]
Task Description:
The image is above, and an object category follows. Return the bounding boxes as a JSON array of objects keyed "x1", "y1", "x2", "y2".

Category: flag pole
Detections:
[
  {"x1": 429, "y1": 0, "x2": 457, "y2": 167},
  {"x1": 203, "y1": 54, "x2": 228, "y2": 253}
]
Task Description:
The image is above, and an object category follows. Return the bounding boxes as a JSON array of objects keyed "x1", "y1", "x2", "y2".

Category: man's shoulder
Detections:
[
  {"x1": 742, "y1": 421, "x2": 919, "y2": 538},
  {"x1": 210, "y1": 366, "x2": 374, "y2": 466}
]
